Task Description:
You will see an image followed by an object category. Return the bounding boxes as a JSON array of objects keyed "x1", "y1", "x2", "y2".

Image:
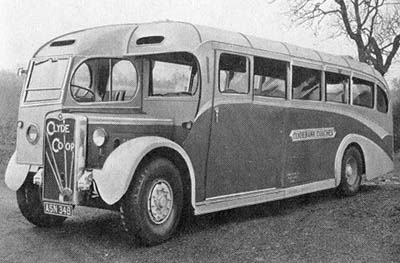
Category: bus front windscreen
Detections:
[{"x1": 25, "y1": 58, "x2": 69, "y2": 102}]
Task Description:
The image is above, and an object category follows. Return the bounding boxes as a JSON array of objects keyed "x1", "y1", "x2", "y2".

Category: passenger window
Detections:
[
  {"x1": 325, "y1": 72, "x2": 349, "y2": 104},
  {"x1": 219, "y1": 53, "x2": 249, "y2": 94},
  {"x1": 377, "y1": 85, "x2": 388, "y2": 113},
  {"x1": 112, "y1": 60, "x2": 137, "y2": 101},
  {"x1": 71, "y1": 58, "x2": 138, "y2": 103},
  {"x1": 149, "y1": 52, "x2": 198, "y2": 96},
  {"x1": 254, "y1": 57, "x2": 286, "y2": 98},
  {"x1": 292, "y1": 66, "x2": 321, "y2": 101},
  {"x1": 352, "y1": 78, "x2": 374, "y2": 108}
]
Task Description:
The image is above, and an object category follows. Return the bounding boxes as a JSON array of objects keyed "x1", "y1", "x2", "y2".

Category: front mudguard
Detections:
[
  {"x1": 4, "y1": 151, "x2": 30, "y2": 191},
  {"x1": 92, "y1": 136, "x2": 195, "y2": 206}
]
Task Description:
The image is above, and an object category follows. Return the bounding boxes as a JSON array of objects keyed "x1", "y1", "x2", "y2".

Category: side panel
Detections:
[
  {"x1": 284, "y1": 103, "x2": 393, "y2": 187},
  {"x1": 16, "y1": 104, "x2": 62, "y2": 165},
  {"x1": 284, "y1": 103, "x2": 327, "y2": 186},
  {"x1": 206, "y1": 101, "x2": 285, "y2": 197},
  {"x1": 86, "y1": 119, "x2": 173, "y2": 169},
  {"x1": 182, "y1": 109, "x2": 213, "y2": 202}
]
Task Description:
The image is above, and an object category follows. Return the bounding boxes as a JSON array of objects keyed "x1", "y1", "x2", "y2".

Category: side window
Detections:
[
  {"x1": 71, "y1": 62, "x2": 94, "y2": 102},
  {"x1": 149, "y1": 53, "x2": 198, "y2": 96},
  {"x1": 377, "y1": 85, "x2": 388, "y2": 113},
  {"x1": 112, "y1": 60, "x2": 138, "y2": 101},
  {"x1": 71, "y1": 58, "x2": 138, "y2": 103},
  {"x1": 254, "y1": 57, "x2": 286, "y2": 98},
  {"x1": 325, "y1": 72, "x2": 349, "y2": 104},
  {"x1": 352, "y1": 77, "x2": 374, "y2": 108},
  {"x1": 219, "y1": 53, "x2": 249, "y2": 94},
  {"x1": 292, "y1": 66, "x2": 321, "y2": 101}
]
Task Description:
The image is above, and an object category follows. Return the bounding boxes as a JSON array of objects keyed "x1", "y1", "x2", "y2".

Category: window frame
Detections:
[
  {"x1": 351, "y1": 76, "x2": 375, "y2": 109},
  {"x1": 253, "y1": 56, "x2": 287, "y2": 99},
  {"x1": 24, "y1": 57, "x2": 71, "y2": 104},
  {"x1": 376, "y1": 84, "x2": 389, "y2": 113},
  {"x1": 70, "y1": 57, "x2": 139, "y2": 104},
  {"x1": 291, "y1": 65, "x2": 323, "y2": 102},
  {"x1": 148, "y1": 57, "x2": 200, "y2": 97},
  {"x1": 324, "y1": 71, "x2": 350, "y2": 105},
  {"x1": 218, "y1": 52, "x2": 250, "y2": 95}
]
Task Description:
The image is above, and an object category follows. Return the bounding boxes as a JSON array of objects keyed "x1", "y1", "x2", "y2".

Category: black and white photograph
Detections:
[{"x1": 1, "y1": 0, "x2": 400, "y2": 262}]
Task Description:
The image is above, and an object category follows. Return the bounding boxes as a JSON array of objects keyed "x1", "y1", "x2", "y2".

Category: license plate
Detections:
[{"x1": 44, "y1": 202, "x2": 73, "y2": 217}]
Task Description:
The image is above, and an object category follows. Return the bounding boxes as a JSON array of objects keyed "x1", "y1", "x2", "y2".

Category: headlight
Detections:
[
  {"x1": 93, "y1": 128, "x2": 107, "y2": 147},
  {"x1": 26, "y1": 124, "x2": 39, "y2": 144}
]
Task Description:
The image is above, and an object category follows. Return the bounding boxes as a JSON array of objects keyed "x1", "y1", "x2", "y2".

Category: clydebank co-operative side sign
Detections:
[{"x1": 289, "y1": 127, "x2": 336, "y2": 142}]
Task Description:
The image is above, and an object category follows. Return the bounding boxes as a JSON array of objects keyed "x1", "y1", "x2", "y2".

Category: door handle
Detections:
[{"x1": 214, "y1": 107, "x2": 219, "y2": 123}]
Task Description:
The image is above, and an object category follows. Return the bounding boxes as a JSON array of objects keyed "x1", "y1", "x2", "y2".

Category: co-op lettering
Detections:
[{"x1": 46, "y1": 121, "x2": 74, "y2": 153}]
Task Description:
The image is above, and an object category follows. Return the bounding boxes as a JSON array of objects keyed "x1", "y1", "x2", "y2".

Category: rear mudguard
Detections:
[
  {"x1": 5, "y1": 151, "x2": 31, "y2": 191},
  {"x1": 92, "y1": 136, "x2": 195, "y2": 206},
  {"x1": 334, "y1": 134, "x2": 393, "y2": 185}
]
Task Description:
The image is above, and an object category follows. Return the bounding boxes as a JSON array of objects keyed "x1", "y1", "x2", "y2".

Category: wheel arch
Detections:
[
  {"x1": 334, "y1": 134, "x2": 393, "y2": 186},
  {"x1": 139, "y1": 147, "x2": 193, "y2": 212},
  {"x1": 92, "y1": 136, "x2": 196, "y2": 207}
]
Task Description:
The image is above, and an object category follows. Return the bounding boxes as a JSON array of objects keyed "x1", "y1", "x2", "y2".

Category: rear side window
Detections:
[
  {"x1": 292, "y1": 66, "x2": 321, "y2": 101},
  {"x1": 254, "y1": 57, "x2": 286, "y2": 98},
  {"x1": 219, "y1": 53, "x2": 249, "y2": 94},
  {"x1": 377, "y1": 85, "x2": 388, "y2": 113},
  {"x1": 352, "y1": 78, "x2": 374, "y2": 108},
  {"x1": 325, "y1": 72, "x2": 349, "y2": 104}
]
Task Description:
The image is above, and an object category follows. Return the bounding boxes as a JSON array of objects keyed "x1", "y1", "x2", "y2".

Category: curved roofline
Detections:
[
  {"x1": 33, "y1": 23, "x2": 137, "y2": 58},
  {"x1": 33, "y1": 20, "x2": 387, "y2": 88}
]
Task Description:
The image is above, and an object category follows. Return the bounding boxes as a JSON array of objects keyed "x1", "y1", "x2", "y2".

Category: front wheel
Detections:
[
  {"x1": 121, "y1": 158, "x2": 183, "y2": 246},
  {"x1": 16, "y1": 175, "x2": 66, "y2": 227},
  {"x1": 337, "y1": 147, "x2": 363, "y2": 196}
]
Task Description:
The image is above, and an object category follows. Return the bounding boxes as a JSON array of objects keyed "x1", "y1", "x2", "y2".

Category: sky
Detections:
[{"x1": 0, "y1": 0, "x2": 398, "y2": 82}]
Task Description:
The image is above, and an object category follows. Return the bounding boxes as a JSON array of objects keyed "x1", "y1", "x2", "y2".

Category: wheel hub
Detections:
[
  {"x1": 148, "y1": 180, "x2": 173, "y2": 224},
  {"x1": 345, "y1": 157, "x2": 358, "y2": 185}
]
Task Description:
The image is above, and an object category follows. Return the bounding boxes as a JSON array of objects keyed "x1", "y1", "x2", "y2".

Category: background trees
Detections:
[{"x1": 286, "y1": 0, "x2": 400, "y2": 76}]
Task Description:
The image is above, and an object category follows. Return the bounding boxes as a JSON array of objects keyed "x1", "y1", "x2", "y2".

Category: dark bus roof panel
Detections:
[{"x1": 34, "y1": 21, "x2": 387, "y2": 87}]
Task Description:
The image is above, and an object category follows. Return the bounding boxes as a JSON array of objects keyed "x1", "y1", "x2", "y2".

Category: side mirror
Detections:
[{"x1": 17, "y1": 67, "x2": 28, "y2": 77}]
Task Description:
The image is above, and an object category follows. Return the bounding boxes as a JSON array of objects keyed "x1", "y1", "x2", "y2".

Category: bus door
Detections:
[
  {"x1": 205, "y1": 51, "x2": 282, "y2": 198},
  {"x1": 284, "y1": 64, "x2": 327, "y2": 186}
]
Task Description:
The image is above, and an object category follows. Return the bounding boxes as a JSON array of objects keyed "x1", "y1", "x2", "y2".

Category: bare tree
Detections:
[{"x1": 286, "y1": 0, "x2": 400, "y2": 76}]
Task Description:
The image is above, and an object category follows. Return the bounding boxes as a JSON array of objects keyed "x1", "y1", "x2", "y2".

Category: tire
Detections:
[
  {"x1": 122, "y1": 157, "x2": 183, "y2": 246},
  {"x1": 337, "y1": 147, "x2": 363, "y2": 196},
  {"x1": 16, "y1": 175, "x2": 66, "y2": 227}
]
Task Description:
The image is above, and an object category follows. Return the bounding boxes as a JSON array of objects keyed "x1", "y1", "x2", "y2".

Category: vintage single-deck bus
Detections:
[{"x1": 5, "y1": 21, "x2": 393, "y2": 245}]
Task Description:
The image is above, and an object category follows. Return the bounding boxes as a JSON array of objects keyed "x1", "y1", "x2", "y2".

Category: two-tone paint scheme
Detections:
[{"x1": 5, "y1": 22, "x2": 393, "y2": 220}]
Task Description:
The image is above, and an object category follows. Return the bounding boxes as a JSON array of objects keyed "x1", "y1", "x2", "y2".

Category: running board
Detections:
[{"x1": 194, "y1": 179, "x2": 336, "y2": 215}]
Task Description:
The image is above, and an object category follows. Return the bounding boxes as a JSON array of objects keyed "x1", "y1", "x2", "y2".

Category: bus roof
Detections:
[{"x1": 34, "y1": 21, "x2": 387, "y2": 87}]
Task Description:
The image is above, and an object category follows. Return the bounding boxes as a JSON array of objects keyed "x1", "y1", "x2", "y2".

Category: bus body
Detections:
[{"x1": 5, "y1": 21, "x2": 393, "y2": 245}]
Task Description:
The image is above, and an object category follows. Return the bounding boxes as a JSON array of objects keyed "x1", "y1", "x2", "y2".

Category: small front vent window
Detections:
[
  {"x1": 136, "y1": 36, "x2": 164, "y2": 45},
  {"x1": 50, "y1": 40, "x2": 75, "y2": 47}
]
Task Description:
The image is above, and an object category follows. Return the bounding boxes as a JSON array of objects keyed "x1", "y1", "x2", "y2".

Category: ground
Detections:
[{"x1": 1, "y1": 145, "x2": 400, "y2": 262}]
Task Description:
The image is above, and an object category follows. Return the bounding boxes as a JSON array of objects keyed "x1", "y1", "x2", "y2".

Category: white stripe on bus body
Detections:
[{"x1": 195, "y1": 179, "x2": 336, "y2": 215}]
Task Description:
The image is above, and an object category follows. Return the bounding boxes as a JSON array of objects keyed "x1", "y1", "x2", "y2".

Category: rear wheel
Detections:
[
  {"x1": 122, "y1": 157, "x2": 183, "y2": 246},
  {"x1": 337, "y1": 147, "x2": 363, "y2": 196},
  {"x1": 16, "y1": 175, "x2": 66, "y2": 227}
]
